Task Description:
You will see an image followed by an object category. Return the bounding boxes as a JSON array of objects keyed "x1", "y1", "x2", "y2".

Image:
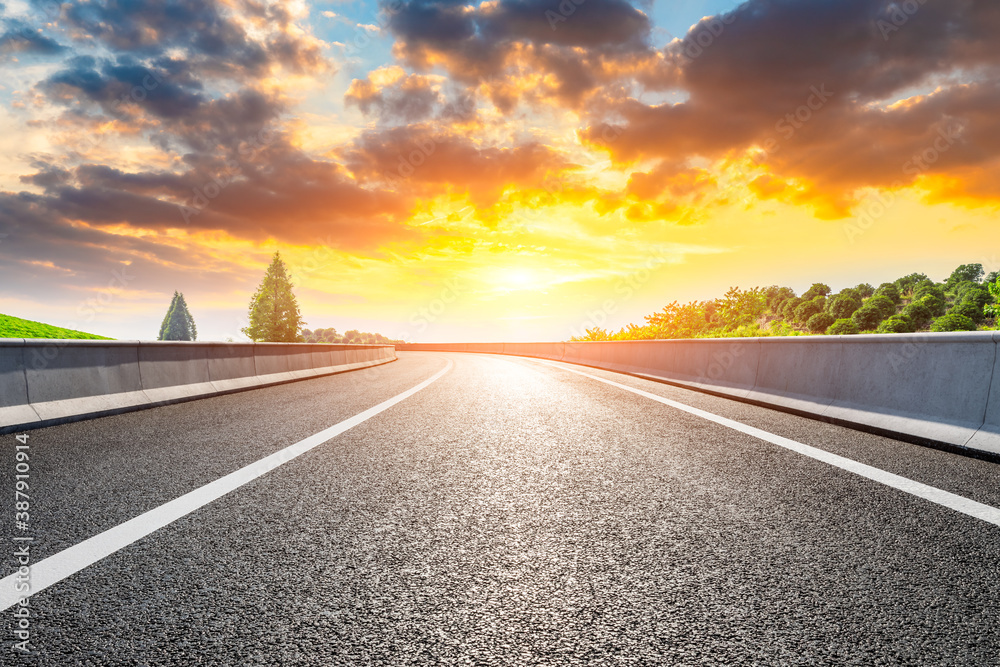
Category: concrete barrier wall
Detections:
[
  {"x1": 396, "y1": 334, "x2": 1000, "y2": 458},
  {"x1": 502, "y1": 342, "x2": 565, "y2": 360},
  {"x1": 0, "y1": 340, "x2": 396, "y2": 434},
  {"x1": 0, "y1": 342, "x2": 35, "y2": 429},
  {"x1": 969, "y1": 333, "x2": 1000, "y2": 454}
]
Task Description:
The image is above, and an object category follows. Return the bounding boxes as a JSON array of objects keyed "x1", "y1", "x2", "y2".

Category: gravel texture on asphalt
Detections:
[{"x1": 3, "y1": 351, "x2": 999, "y2": 665}]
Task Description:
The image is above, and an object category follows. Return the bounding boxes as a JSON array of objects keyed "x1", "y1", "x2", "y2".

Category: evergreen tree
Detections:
[
  {"x1": 157, "y1": 291, "x2": 197, "y2": 341},
  {"x1": 241, "y1": 252, "x2": 305, "y2": 342}
]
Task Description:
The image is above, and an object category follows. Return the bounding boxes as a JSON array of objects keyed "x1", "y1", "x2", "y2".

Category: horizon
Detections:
[{"x1": 2, "y1": 1, "x2": 999, "y2": 343}]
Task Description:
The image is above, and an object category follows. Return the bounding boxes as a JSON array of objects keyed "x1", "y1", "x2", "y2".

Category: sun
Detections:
[{"x1": 494, "y1": 267, "x2": 536, "y2": 292}]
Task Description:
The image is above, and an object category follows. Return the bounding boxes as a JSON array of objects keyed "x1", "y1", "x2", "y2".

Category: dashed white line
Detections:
[{"x1": 0, "y1": 360, "x2": 454, "y2": 612}]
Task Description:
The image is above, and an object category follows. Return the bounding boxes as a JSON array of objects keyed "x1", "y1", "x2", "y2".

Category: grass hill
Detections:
[{"x1": 0, "y1": 313, "x2": 113, "y2": 340}]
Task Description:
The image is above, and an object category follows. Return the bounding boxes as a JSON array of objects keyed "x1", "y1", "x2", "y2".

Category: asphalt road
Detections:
[{"x1": 3, "y1": 351, "x2": 1000, "y2": 666}]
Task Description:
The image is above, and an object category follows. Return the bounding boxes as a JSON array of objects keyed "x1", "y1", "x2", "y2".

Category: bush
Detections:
[
  {"x1": 874, "y1": 282, "x2": 901, "y2": 304},
  {"x1": 807, "y1": 312, "x2": 835, "y2": 333},
  {"x1": 959, "y1": 286, "x2": 990, "y2": 310},
  {"x1": 901, "y1": 300, "x2": 933, "y2": 329},
  {"x1": 930, "y1": 314, "x2": 977, "y2": 332},
  {"x1": 854, "y1": 283, "x2": 876, "y2": 299},
  {"x1": 827, "y1": 318, "x2": 859, "y2": 335},
  {"x1": 766, "y1": 286, "x2": 796, "y2": 313},
  {"x1": 918, "y1": 293, "x2": 947, "y2": 317},
  {"x1": 852, "y1": 302, "x2": 889, "y2": 331},
  {"x1": 953, "y1": 281, "x2": 977, "y2": 301},
  {"x1": 794, "y1": 297, "x2": 826, "y2": 324},
  {"x1": 945, "y1": 264, "x2": 984, "y2": 291},
  {"x1": 866, "y1": 295, "x2": 897, "y2": 320},
  {"x1": 950, "y1": 301, "x2": 984, "y2": 324},
  {"x1": 828, "y1": 293, "x2": 862, "y2": 320},
  {"x1": 782, "y1": 298, "x2": 803, "y2": 321},
  {"x1": 913, "y1": 281, "x2": 946, "y2": 308},
  {"x1": 876, "y1": 316, "x2": 913, "y2": 334},
  {"x1": 895, "y1": 272, "x2": 930, "y2": 295},
  {"x1": 802, "y1": 283, "x2": 832, "y2": 300},
  {"x1": 764, "y1": 320, "x2": 803, "y2": 336}
]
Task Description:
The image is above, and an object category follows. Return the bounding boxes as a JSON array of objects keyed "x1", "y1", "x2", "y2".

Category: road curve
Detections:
[{"x1": 3, "y1": 351, "x2": 999, "y2": 665}]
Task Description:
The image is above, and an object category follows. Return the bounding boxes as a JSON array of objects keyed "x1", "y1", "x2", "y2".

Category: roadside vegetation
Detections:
[
  {"x1": 241, "y1": 252, "x2": 401, "y2": 344},
  {"x1": 158, "y1": 291, "x2": 197, "y2": 341},
  {"x1": 0, "y1": 313, "x2": 112, "y2": 340},
  {"x1": 575, "y1": 263, "x2": 1000, "y2": 341},
  {"x1": 300, "y1": 328, "x2": 400, "y2": 345}
]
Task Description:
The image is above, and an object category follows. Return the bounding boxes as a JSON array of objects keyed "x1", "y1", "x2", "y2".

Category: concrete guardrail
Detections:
[
  {"x1": 0, "y1": 340, "x2": 396, "y2": 434},
  {"x1": 397, "y1": 333, "x2": 1000, "y2": 459}
]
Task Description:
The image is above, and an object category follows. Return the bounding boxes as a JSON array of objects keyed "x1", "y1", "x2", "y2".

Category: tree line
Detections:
[
  {"x1": 156, "y1": 252, "x2": 402, "y2": 344},
  {"x1": 574, "y1": 263, "x2": 1000, "y2": 341}
]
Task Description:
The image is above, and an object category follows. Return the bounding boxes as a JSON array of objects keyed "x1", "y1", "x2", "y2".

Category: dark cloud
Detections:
[
  {"x1": 580, "y1": 0, "x2": 1000, "y2": 213},
  {"x1": 388, "y1": 0, "x2": 476, "y2": 47},
  {"x1": 345, "y1": 71, "x2": 442, "y2": 122},
  {"x1": 0, "y1": 0, "x2": 395, "y2": 320},
  {"x1": 480, "y1": 0, "x2": 650, "y2": 49},
  {"x1": 383, "y1": 0, "x2": 654, "y2": 107},
  {"x1": 0, "y1": 19, "x2": 66, "y2": 56},
  {"x1": 59, "y1": 0, "x2": 326, "y2": 78},
  {"x1": 26, "y1": 0, "x2": 328, "y2": 159},
  {"x1": 42, "y1": 57, "x2": 206, "y2": 120},
  {"x1": 3, "y1": 149, "x2": 415, "y2": 248},
  {"x1": 0, "y1": 190, "x2": 261, "y2": 330},
  {"x1": 388, "y1": 0, "x2": 649, "y2": 54}
]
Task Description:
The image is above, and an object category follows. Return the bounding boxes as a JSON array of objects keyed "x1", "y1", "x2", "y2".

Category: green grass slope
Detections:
[{"x1": 0, "y1": 313, "x2": 113, "y2": 340}]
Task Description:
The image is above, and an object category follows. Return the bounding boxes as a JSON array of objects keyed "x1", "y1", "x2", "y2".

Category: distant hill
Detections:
[{"x1": 0, "y1": 314, "x2": 113, "y2": 340}]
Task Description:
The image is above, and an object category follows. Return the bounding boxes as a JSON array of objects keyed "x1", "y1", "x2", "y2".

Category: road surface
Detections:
[{"x1": 3, "y1": 351, "x2": 999, "y2": 665}]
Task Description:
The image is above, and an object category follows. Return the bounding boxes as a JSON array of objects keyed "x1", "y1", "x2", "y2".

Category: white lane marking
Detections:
[
  {"x1": 535, "y1": 359, "x2": 1000, "y2": 528},
  {"x1": 0, "y1": 360, "x2": 454, "y2": 612}
]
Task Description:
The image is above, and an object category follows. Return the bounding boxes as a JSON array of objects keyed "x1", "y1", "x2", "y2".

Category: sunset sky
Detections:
[{"x1": 1, "y1": 0, "x2": 998, "y2": 342}]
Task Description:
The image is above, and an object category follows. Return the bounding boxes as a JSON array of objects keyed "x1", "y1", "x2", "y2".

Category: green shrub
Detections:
[
  {"x1": 894, "y1": 272, "x2": 930, "y2": 295},
  {"x1": 781, "y1": 298, "x2": 803, "y2": 321},
  {"x1": 876, "y1": 316, "x2": 913, "y2": 334},
  {"x1": 945, "y1": 264, "x2": 984, "y2": 292},
  {"x1": 794, "y1": 297, "x2": 826, "y2": 324},
  {"x1": 930, "y1": 314, "x2": 977, "y2": 332},
  {"x1": 854, "y1": 283, "x2": 876, "y2": 299},
  {"x1": 874, "y1": 283, "x2": 901, "y2": 304},
  {"x1": 802, "y1": 283, "x2": 832, "y2": 300},
  {"x1": 912, "y1": 279, "x2": 942, "y2": 298},
  {"x1": 807, "y1": 312, "x2": 835, "y2": 333},
  {"x1": 950, "y1": 301, "x2": 984, "y2": 324},
  {"x1": 765, "y1": 320, "x2": 803, "y2": 336},
  {"x1": 959, "y1": 286, "x2": 990, "y2": 310},
  {"x1": 827, "y1": 318, "x2": 859, "y2": 335},
  {"x1": 867, "y1": 295, "x2": 897, "y2": 320},
  {"x1": 828, "y1": 293, "x2": 862, "y2": 319},
  {"x1": 766, "y1": 286, "x2": 796, "y2": 313},
  {"x1": 918, "y1": 294, "x2": 947, "y2": 317},
  {"x1": 901, "y1": 300, "x2": 933, "y2": 329},
  {"x1": 852, "y1": 301, "x2": 890, "y2": 331}
]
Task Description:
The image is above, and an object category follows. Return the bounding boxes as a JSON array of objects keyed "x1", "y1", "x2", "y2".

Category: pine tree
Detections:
[
  {"x1": 157, "y1": 291, "x2": 197, "y2": 341},
  {"x1": 175, "y1": 292, "x2": 197, "y2": 340},
  {"x1": 241, "y1": 252, "x2": 305, "y2": 342}
]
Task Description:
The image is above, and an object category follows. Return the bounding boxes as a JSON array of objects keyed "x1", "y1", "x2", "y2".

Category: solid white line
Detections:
[
  {"x1": 0, "y1": 360, "x2": 453, "y2": 612},
  {"x1": 535, "y1": 359, "x2": 1000, "y2": 528}
]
